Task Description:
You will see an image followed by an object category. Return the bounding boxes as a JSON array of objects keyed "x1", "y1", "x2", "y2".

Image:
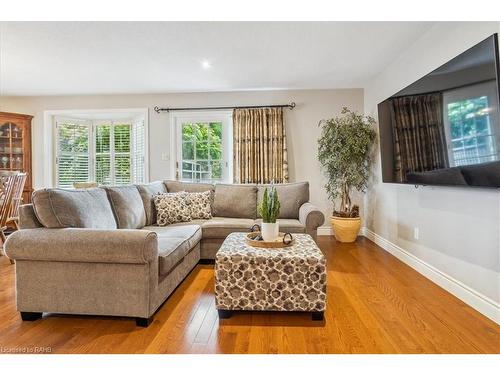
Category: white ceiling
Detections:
[{"x1": 0, "y1": 22, "x2": 435, "y2": 96}]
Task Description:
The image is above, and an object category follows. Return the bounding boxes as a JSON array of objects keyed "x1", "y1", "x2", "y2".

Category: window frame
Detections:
[
  {"x1": 50, "y1": 108, "x2": 149, "y2": 188},
  {"x1": 170, "y1": 110, "x2": 233, "y2": 183}
]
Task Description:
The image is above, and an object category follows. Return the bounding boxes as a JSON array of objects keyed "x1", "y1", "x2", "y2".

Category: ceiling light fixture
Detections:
[{"x1": 201, "y1": 60, "x2": 212, "y2": 70}]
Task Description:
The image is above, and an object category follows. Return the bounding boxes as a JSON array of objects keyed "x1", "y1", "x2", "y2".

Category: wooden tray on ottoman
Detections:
[{"x1": 245, "y1": 231, "x2": 295, "y2": 248}]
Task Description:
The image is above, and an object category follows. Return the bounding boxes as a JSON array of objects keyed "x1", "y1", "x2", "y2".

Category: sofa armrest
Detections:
[
  {"x1": 5, "y1": 228, "x2": 158, "y2": 264},
  {"x1": 299, "y1": 203, "x2": 325, "y2": 231}
]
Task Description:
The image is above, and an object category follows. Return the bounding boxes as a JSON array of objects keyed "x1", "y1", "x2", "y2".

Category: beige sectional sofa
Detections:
[{"x1": 5, "y1": 180, "x2": 324, "y2": 327}]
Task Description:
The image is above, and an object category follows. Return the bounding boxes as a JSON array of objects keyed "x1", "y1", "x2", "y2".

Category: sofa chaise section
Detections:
[
  {"x1": 6, "y1": 228, "x2": 157, "y2": 321},
  {"x1": 144, "y1": 225, "x2": 202, "y2": 277}
]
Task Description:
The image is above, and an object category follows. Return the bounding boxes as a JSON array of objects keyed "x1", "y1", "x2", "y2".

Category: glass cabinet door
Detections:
[
  {"x1": 0, "y1": 121, "x2": 25, "y2": 172},
  {"x1": 0, "y1": 112, "x2": 32, "y2": 203}
]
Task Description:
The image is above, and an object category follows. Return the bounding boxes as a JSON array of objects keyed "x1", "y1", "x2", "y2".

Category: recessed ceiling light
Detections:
[{"x1": 201, "y1": 60, "x2": 212, "y2": 70}]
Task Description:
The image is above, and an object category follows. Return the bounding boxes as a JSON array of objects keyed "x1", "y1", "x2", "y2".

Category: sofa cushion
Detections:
[
  {"x1": 168, "y1": 217, "x2": 252, "y2": 239},
  {"x1": 154, "y1": 192, "x2": 191, "y2": 225},
  {"x1": 201, "y1": 217, "x2": 254, "y2": 238},
  {"x1": 257, "y1": 182, "x2": 309, "y2": 219},
  {"x1": 19, "y1": 204, "x2": 42, "y2": 229},
  {"x1": 168, "y1": 219, "x2": 207, "y2": 227},
  {"x1": 32, "y1": 188, "x2": 117, "y2": 229},
  {"x1": 105, "y1": 186, "x2": 146, "y2": 229},
  {"x1": 254, "y1": 218, "x2": 305, "y2": 233},
  {"x1": 164, "y1": 180, "x2": 214, "y2": 194},
  {"x1": 136, "y1": 181, "x2": 168, "y2": 225},
  {"x1": 186, "y1": 191, "x2": 212, "y2": 219},
  {"x1": 213, "y1": 184, "x2": 257, "y2": 219},
  {"x1": 143, "y1": 225, "x2": 202, "y2": 276}
]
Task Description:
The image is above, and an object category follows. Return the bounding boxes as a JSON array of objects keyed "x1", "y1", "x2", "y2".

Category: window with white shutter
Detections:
[
  {"x1": 113, "y1": 123, "x2": 132, "y2": 185},
  {"x1": 55, "y1": 115, "x2": 146, "y2": 188},
  {"x1": 132, "y1": 117, "x2": 146, "y2": 184},
  {"x1": 93, "y1": 121, "x2": 132, "y2": 186},
  {"x1": 95, "y1": 123, "x2": 112, "y2": 185},
  {"x1": 56, "y1": 119, "x2": 91, "y2": 189}
]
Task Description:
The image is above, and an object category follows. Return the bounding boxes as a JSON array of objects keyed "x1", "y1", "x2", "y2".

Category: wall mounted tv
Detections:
[{"x1": 378, "y1": 34, "x2": 500, "y2": 188}]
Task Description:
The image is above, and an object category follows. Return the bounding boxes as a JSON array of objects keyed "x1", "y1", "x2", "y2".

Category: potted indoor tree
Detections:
[
  {"x1": 258, "y1": 186, "x2": 281, "y2": 241},
  {"x1": 318, "y1": 107, "x2": 376, "y2": 243}
]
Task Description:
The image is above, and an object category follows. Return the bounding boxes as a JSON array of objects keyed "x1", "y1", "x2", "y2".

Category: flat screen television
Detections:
[{"x1": 377, "y1": 34, "x2": 500, "y2": 188}]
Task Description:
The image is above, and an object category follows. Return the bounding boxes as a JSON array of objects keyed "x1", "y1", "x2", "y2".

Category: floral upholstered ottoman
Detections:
[{"x1": 214, "y1": 232, "x2": 327, "y2": 320}]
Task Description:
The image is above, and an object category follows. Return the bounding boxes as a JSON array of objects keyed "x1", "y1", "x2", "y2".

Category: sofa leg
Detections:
[
  {"x1": 311, "y1": 311, "x2": 324, "y2": 321},
  {"x1": 217, "y1": 309, "x2": 233, "y2": 319},
  {"x1": 20, "y1": 312, "x2": 42, "y2": 321},
  {"x1": 136, "y1": 316, "x2": 153, "y2": 327}
]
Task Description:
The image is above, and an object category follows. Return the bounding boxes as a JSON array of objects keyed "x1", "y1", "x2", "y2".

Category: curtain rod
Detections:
[{"x1": 153, "y1": 102, "x2": 296, "y2": 113}]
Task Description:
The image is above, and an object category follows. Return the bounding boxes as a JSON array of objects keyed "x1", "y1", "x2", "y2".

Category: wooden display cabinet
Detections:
[{"x1": 0, "y1": 112, "x2": 33, "y2": 203}]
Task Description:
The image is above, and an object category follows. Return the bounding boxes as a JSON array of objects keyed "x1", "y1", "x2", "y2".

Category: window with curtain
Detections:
[
  {"x1": 233, "y1": 107, "x2": 289, "y2": 184},
  {"x1": 55, "y1": 117, "x2": 146, "y2": 188}
]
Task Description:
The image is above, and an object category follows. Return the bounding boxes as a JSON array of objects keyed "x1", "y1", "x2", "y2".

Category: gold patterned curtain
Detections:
[{"x1": 233, "y1": 107, "x2": 289, "y2": 184}]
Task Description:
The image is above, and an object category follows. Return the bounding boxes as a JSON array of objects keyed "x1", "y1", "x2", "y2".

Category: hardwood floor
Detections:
[{"x1": 0, "y1": 236, "x2": 498, "y2": 354}]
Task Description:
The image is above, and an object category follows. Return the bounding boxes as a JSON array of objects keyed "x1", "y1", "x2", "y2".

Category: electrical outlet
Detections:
[
  {"x1": 413, "y1": 227, "x2": 419, "y2": 240},
  {"x1": 161, "y1": 153, "x2": 169, "y2": 161}
]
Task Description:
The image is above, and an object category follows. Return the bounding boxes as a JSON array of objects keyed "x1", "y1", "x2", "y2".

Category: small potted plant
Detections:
[
  {"x1": 318, "y1": 107, "x2": 376, "y2": 243},
  {"x1": 258, "y1": 186, "x2": 281, "y2": 241}
]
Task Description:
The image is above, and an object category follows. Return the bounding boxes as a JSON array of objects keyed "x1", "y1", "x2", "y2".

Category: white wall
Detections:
[
  {"x1": 364, "y1": 22, "x2": 500, "y2": 321},
  {"x1": 0, "y1": 89, "x2": 364, "y2": 226}
]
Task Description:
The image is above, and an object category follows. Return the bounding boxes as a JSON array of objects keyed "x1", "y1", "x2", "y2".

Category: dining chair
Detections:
[
  {"x1": 0, "y1": 172, "x2": 18, "y2": 264},
  {"x1": 6, "y1": 172, "x2": 27, "y2": 231}
]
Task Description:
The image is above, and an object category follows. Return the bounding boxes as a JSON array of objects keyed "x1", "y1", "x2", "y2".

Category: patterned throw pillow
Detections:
[
  {"x1": 186, "y1": 191, "x2": 212, "y2": 219},
  {"x1": 154, "y1": 192, "x2": 191, "y2": 226}
]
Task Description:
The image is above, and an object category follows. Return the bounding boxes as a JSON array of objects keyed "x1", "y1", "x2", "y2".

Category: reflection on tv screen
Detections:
[{"x1": 378, "y1": 34, "x2": 500, "y2": 188}]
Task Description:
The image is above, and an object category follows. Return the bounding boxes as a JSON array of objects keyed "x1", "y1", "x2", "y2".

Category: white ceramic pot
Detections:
[{"x1": 261, "y1": 222, "x2": 279, "y2": 242}]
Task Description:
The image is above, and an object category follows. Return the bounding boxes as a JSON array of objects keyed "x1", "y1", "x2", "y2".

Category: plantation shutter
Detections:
[
  {"x1": 114, "y1": 123, "x2": 132, "y2": 185},
  {"x1": 132, "y1": 118, "x2": 146, "y2": 184},
  {"x1": 56, "y1": 119, "x2": 91, "y2": 188},
  {"x1": 95, "y1": 123, "x2": 111, "y2": 185},
  {"x1": 55, "y1": 116, "x2": 146, "y2": 188}
]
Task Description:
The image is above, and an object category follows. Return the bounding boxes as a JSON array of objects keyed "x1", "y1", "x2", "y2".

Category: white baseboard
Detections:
[
  {"x1": 318, "y1": 226, "x2": 365, "y2": 237},
  {"x1": 317, "y1": 226, "x2": 333, "y2": 236},
  {"x1": 363, "y1": 227, "x2": 500, "y2": 325}
]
